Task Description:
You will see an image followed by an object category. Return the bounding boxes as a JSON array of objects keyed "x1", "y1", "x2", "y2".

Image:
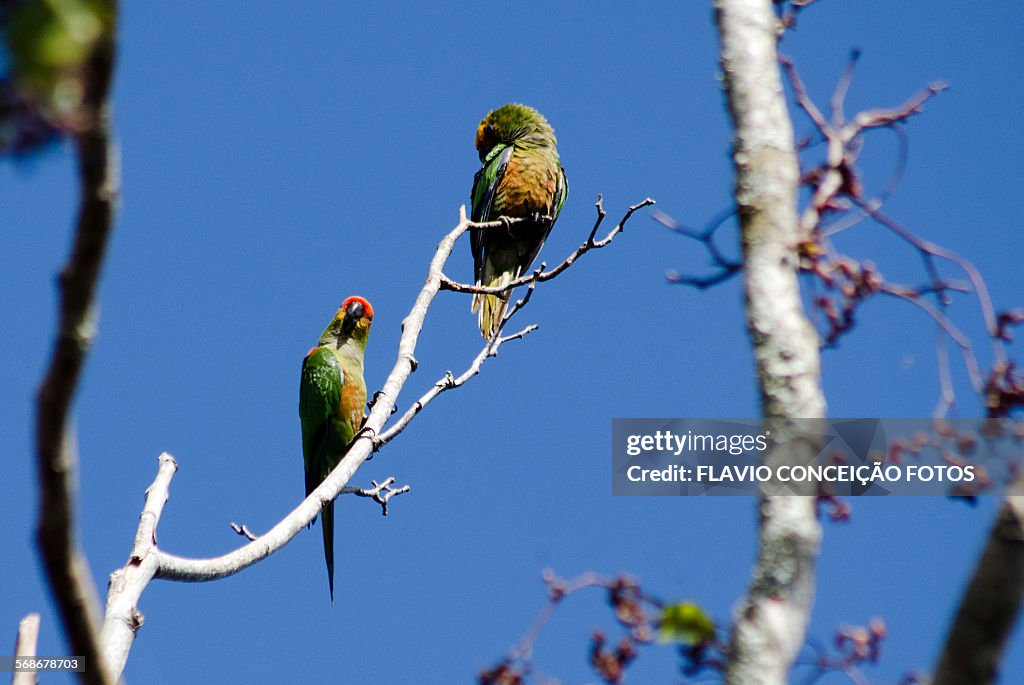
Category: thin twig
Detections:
[
  {"x1": 853, "y1": 198, "x2": 1002, "y2": 353},
  {"x1": 342, "y1": 477, "x2": 411, "y2": 516},
  {"x1": 374, "y1": 317, "x2": 540, "y2": 448},
  {"x1": 440, "y1": 197, "x2": 654, "y2": 296},
  {"x1": 99, "y1": 452, "x2": 178, "y2": 681},
  {"x1": 877, "y1": 284, "x2": 983, "y2": 392},
  {"x1": 230, "y1": 523, "x2": 258, "y2": 541},
  {"x1": 830, "y1": 49, "x2": 860, "y2": 126},
  {"x1": 656, "y1": 208, "x2": 743, "y2": 288},
  {"x1": 849, "y1": 81, "x2": 949, "y2": 133}
]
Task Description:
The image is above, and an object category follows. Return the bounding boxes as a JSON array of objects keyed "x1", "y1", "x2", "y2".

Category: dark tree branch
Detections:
[
  {"x1": 33, "y1": 4, "x2": 119, "y2": 684},
  {"x1": 933, "y1": 484, "x2": 1024, "y2": 685},
  {"x1": 656, "y1": 208, "x2": 743, "y2": 289}
]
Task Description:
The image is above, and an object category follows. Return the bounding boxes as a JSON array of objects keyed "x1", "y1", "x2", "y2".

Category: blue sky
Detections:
[{"x1": 2, "y1": 2, "x2": 1022, "y2": 683}]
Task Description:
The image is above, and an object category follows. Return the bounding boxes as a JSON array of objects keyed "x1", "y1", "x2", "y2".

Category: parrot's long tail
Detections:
[
  {"x1": 472, "y1": 269, "x2": 513, "y2": 340},
  {"x1": 321, "y1": 499, "x2": 335, "y2": 606}
]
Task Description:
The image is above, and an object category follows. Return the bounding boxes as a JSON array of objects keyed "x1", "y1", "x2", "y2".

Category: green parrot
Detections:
[
  {"x1": 470, "y1": 103, "x2": 568, "y2": 338},
  {"x1": 299, "y1": 295, "x2": 373, "y2": 603}
]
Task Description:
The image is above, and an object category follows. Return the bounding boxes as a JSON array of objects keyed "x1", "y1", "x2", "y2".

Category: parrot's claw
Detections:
[
  {"x1": 355, "y1": 425, "x2": 377, "y2": 459},
  {"x1": 366, "y1": 391, "x2": 398, "y2": 416}
]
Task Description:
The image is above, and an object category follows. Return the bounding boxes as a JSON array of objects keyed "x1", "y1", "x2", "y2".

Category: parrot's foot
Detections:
[
  {"x1": 367, "y1": 391, "x2": 398, "y2": 415},
  {"x1": 354, "y1": 425, "x2": 377, "y2": 459}
]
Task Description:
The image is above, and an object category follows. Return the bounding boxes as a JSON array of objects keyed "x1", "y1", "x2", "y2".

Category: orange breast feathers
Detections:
[
  {"x1": 339, "y1": 377, "x2": 366, "y2": 430},
  {"x1": 497, "y1": 153, "x2": 559, "y2": 216}
]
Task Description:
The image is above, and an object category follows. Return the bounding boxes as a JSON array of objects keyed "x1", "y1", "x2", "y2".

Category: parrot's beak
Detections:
[{"x1": 345, "y1": 301, "x2": 365, "y2": 320}]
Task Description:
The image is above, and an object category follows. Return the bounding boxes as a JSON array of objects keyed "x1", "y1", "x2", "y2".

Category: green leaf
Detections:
[
  {"x1": 4, "y1": 0, "x2": 109, "y2": 112},
  {"x1": 8, "y1": 1, "x2": 102, "y2": 68},
  {"x1": 659, "y1": 602, "x2": 715, "y2": 645}
]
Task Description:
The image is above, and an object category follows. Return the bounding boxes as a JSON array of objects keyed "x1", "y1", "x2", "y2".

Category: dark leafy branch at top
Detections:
[
  {"x1": 0, "y1": 0, "x2": 115, "y2": 156},
  {"x1": 663, "y1": 48, "x2": 1024, "y2": 418},
  {"x1": 3, "y1": 1, "x2": 122, "y2": 684}
]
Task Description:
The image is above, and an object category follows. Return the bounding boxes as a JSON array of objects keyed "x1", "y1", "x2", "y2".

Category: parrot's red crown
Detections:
[{"x1": 341, "y1": 296, "x2": 374, "y2": 319}]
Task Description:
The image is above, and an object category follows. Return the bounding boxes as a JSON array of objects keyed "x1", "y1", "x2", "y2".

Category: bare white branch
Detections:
[
  {"x1": 439, "y1": 196, "x2": 654, "y2": 296},
  {"x1": 99, "y1": 452, "x2": 178, "y2": 680},
  {"x1": 12, "y1": 613, "x2": 41, "y2": 685},
  {"x1": 342, "y1": 477, "x2": 411, "y2": 516},
  {"x1": 96, "y1": 197, "x2": 647, "y2": 679}
]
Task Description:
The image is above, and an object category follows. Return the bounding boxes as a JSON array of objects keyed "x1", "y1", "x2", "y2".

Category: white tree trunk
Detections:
[{"x1": 713, "y1": 1, "x2": 826, "y2": 683}]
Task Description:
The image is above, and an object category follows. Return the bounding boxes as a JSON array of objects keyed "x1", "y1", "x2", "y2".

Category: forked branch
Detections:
[{"x1": 98, "y1": 196, "x2": 652, "y2": 680}]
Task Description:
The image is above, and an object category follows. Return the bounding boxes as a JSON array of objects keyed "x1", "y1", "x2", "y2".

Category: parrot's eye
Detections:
[{"x1": 346, "y1": 301, "x2": 365, "y2": 320}]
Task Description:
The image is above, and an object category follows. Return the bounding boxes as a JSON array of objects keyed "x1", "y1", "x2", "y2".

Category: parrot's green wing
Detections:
[
  {"x1": 299, "y1": 347, "x2": 343, "y2": 510},
  {"x1": 470, "y1": 143, "x2": 514, "y2": 283},
  {"x1": 299, "y1": 345, "x2": 345, "y2": 603},
  {"x1": 553, "y1": 163, "x2": 568, "y2": 218},
  {"x1": 471, "y1": 143, "x2": 513, "y2": 221}
]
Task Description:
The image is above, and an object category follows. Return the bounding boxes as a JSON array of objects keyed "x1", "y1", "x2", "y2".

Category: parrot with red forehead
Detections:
[
  {"x1": 299, "y1": 295, "x2": 373, "y2": 603},
  {"x1": 470, "y1": 103, "x2": 567, "y2": 338}
]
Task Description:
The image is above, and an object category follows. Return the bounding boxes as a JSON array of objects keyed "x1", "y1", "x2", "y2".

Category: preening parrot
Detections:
[
  {"x1": 470, "y1": 103, "x2": 567, "y2": 338},
  {"x1": 299, "y1": 295, "x2": 373, "y2": 603}
]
